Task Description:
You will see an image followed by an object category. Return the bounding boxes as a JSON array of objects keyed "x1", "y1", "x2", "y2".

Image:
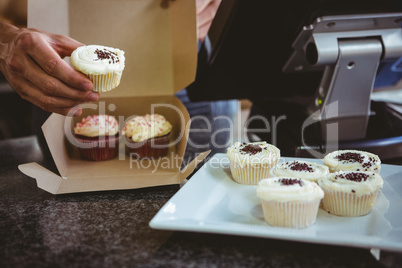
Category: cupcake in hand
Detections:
[
  {"x1": 257, "y1": 177, "x2": 324, "y2": 228},
  {"x1": 227, "y1": 141, "x2": 280, "y2": 185},
  {"x1": 318, "y1": 171, "x2": 383, "y2": 216},
  {"x1": 123, "y1": 114, "x2": 172, "y2": 159},
  {"x1": 323, "y1": 150, "x2": 381, "y2": 173},
  {"x1": 73, "y1": 115, "x2": 119, "y2": 161},
  {"x1": 71, "y1": 45, "x2": 125, "y2": 92}
]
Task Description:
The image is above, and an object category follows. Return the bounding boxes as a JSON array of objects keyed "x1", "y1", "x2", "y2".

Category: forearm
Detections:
[{"x1": 0, "y1": 19, "x2": 20, "y2": 73}]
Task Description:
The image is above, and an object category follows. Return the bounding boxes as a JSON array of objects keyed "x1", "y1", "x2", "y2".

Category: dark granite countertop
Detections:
[{"x1": 1, "y1": 102, "x2": 402, "y2": 267}]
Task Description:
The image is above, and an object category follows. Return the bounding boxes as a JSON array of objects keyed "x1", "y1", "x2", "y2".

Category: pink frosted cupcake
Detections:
[
  {"x1": 257, "y1": 177, "x2": 324, "y2": 228},
  {"x1": 73, "y1": 115, "x2": 119, "y2": 161},
  {"x1": 123, "y1": 114, "x2": 172, "y2": 159}
]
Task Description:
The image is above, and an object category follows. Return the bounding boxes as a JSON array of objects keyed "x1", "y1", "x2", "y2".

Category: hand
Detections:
[
  {"x1": 196, "y1": 0, "x2": 221, "y2": 41},
  {"x1": 0, "y1": 21, "x2": 98, "y2": 116}
]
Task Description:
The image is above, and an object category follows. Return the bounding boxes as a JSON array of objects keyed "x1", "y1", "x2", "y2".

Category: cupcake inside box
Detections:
[
  {"x1": 22, "y1": 94, "x2": 194, "y2": 194},
  {"x1": 63, "y1": 95, "x2": 189, "y2": 178}
]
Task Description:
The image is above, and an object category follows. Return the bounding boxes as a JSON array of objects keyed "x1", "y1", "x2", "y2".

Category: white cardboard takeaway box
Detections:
[{"x1": 18, "y1": 0, "x2": 209, "y2": 194}]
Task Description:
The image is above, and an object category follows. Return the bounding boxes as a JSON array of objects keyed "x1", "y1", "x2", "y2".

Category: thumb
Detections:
[{"x1": 48, "y1": 33, "x2": 85, "y2": 58}]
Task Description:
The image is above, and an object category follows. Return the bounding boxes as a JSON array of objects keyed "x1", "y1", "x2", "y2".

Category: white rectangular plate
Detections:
[{"x1": 150, "y1": 154, "x2": 402, "y2": 252}]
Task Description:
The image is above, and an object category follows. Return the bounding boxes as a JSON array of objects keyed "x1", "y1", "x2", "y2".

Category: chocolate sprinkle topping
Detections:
[
  {"x1": 289, "y1": 161, "x2": 313, "y2": 172},
  {"x1": 94, "y1": 49, "x2": 120, "y2": 64},
  {"x1": 336, "y1": 172, "x2": 370, "y2": 182},
  {"x1": 240, "y1": 144, "x2": 262, "y2": 155},
  {"x1": 336, "y1": 152, "x2": 364, "y2": 163},
  {"x1": 279, "y1": 178, "x2": 303, "y2": 187},
  {"x1": 362, "y1": 162, "x2": 373, "y2": 169}
]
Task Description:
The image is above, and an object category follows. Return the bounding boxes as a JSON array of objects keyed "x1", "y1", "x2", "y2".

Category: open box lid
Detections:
[{"x1": 27, "y1": 0, "x2": 198, "y2": 98}]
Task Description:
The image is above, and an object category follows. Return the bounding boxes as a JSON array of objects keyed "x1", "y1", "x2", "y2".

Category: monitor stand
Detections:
[{"x1": 283, "y1": 13, "x2": 402, "y2": 142}]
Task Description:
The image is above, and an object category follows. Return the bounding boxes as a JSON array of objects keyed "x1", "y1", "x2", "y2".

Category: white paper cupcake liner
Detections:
[
  {"x1": 229, "y1": 161, "x2": 276, "y2": 185},
  {"x1": 321, "y1": 189, "x2": 379, "y2": 216},
  {"x1": 88, "y1": 73, "x2": 122, "y2": 92},
  {"x1": 260, "y1": 199, "x2": 321, "y2": 228}
]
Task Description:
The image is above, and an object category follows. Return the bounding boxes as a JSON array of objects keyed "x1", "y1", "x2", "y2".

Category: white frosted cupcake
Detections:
[
  {"x1": 271, "y1": 160, "x2": 329, "y2": 184},
  {"x1": 71, "y1": 45, "x2": 125, "y2": 92},
  {"x1": 122, "y1": 114, "x2": 172, "y2": 159},
  {"x1": 323, "y1": 150, "x2": 381, "y2": 173},
  {"x1": 257, "y1": 177, "x2": 324, "y2": 228},
  {"x1": 227, "y1": 142, "x2": 280, "y2": 185},
  {"x1": 318, "y1": 171, "x2": 383, "y2": 216}
]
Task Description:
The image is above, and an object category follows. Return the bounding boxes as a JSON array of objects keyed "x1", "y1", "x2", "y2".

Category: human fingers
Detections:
[
  {"x1": 23, "y1": 54, "x2": 98, "y2": 102},
  {"x1": 20, "y1": 30, "x2": 93, "y2": 92},
  {"x1": 29, "y1": 28, "x2": 85, "y2": 58},
  {"x1": 196, "y1": 0, "x2": 221, "y2": 40},
  {"x1": 196, "y1": 0, "x2": 221, "y2": 27},
  {"x1": 8, "y1": 74, "x2": 83, "y2": 116},
  {"x1": 196, "y1": 0, "x2": 212, "y2": 14},
  {"x1": 160, "y1": 0, "x2": 175, "y2": 8},
  {"x1": 198, "y1": 24, "x2": 210, "y2": 42},
  {"x1": 6, "y1": 32, "x2": 98, "y2": 104},
  {"x1": 46, "y1": 31, "x2": 85, "y2": 58}
]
